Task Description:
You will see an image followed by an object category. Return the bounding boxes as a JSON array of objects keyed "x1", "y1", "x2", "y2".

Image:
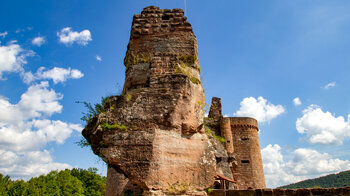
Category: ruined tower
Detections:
[
  {"x1": 82, "y1": 6, "x2": 265, "y2": 195},
  {"x1": 230, "y1": 117, "x2": 266, "y2": 189},
  {"x1": 82, "y1": 6, "x2": 218, "y2": 195},
  {"x1": 206, "y1": 97, "x2": 266, "y2": 190}
]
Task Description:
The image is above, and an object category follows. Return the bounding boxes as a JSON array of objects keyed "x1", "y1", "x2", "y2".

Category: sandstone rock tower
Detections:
[
  {"x1": 83, "y1": 6, "x2": 217, "y2": 195},
  {"x1": 82, "y1": 6, "x2": 266, "y2": 195}
]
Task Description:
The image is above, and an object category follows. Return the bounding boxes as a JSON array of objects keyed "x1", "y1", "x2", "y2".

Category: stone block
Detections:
[{"x1": 210, "y1": 190, "x2": 225, "y2": 196}]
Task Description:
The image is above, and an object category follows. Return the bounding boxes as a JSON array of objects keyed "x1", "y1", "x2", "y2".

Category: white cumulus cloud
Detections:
[
  {"x1": 32, "y1": 36, "x2": 46, "y2": 46},
  {"x1": 0, "y1": 43, "x2": 34, "y2": 79},
  {"x1": 293, "y1": 97, "x2": 302, "y2": 106},
  {"x1": 235, "y1": 96, "x2": 285, "y2": 123},
  {"x1": 0, "y1": 149, "x2": 71, "y2": 180},
  {"x1": 262, "y1": 144, "x2": 350, "y2": 188},
  {"x1": 296, "y1": 105, "x2": 350, "y2": 145},
  {"x1": 96, "y1": 55, "x2": 102, "y2": 62},
  {"x1": 57, "y1": 27, "x2": 92, "y2": 46},
  {"x1": 24, "y1": 67, "x2": 84, "y2": 84},
  {"x1": 323, "y1": 81, "x2": 336, "y2": 89},
  {"x1": 0, "y1": 81, "x2": 82, "y2": 179}
]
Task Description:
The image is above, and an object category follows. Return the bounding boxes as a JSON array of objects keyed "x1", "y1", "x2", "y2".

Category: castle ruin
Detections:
[
  {"x1": 82, "y1": 6, "x2": 265, "y2": 195},
  {"x1": 205, "y1": 97, "x2": 265, "y2": 190}
]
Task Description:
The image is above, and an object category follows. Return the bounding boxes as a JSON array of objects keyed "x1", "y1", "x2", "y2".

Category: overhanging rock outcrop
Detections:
[{"x1": 82, "y1": 6, "x2": 218, "y2": 195}]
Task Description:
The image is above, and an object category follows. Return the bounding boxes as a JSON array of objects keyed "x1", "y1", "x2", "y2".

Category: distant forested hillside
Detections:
[
  {"x1": 279, "y1": 170, "x2": 350, "y2": 189},
  {"x1": 0, "y1": 168, "x2": 106, "y2": 196}
]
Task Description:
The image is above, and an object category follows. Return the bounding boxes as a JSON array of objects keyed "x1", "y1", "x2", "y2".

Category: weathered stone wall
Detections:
[
  {"x1": 207, "y1": 96, "x2": 266, "y2": 190},
  {"x1": 83, "y1": 6, "x2": 217, "y2": 195},
  {"x1": 210, "y1": 188, "x2": 350, "y2": 196},
  {"x1": 220, "y1": 118, "x2": 234, "y2": 154},
  {"x1": 208, "y1": 97, "x2": 222, "y2": 121},
  {"x1": 231, "y1": 117, "x2": 266, "y2": 189}
]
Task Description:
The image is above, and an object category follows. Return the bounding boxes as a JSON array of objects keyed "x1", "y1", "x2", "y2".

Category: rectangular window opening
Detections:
[{"x1": 241, "y1": 160, "x2": 250, "y2": 164}]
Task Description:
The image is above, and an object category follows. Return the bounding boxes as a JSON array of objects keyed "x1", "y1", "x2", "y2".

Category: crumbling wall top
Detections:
[
  {"x1": 230, "y1": 117, "x2": 259, "y2": 131},
  {"x1": 130, "y1": 6, "x2": 192, "y2": 38},
  {"x1": 208, "y1": 97, "x2": 222, "y2": 121}
]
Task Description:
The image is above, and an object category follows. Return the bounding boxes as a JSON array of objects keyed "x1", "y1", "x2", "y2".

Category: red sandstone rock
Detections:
[
  {"x1": 83, "y1": 6, "x2": 267, "y2": 195},
  {"x1": 83, "y1": 6, "x2": 216, "y2": 195}
]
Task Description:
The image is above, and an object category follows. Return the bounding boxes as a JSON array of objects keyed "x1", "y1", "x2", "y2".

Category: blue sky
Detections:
[{"x1": 1, "y1": 0, "x2": 350, "y2": 188}]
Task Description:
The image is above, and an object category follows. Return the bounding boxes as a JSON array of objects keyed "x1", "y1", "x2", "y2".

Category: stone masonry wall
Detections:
[
  {"x1": 231, "y1": 117, "x2": 266, "y2": 189},
  {"x1": 206, "y1": 97, "x2": 266, "y2": 190}
]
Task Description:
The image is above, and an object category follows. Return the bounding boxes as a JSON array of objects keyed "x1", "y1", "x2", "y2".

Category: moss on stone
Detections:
[
  {"x1": 205, "y1": 125, "x2": 226, "y2": 144},
  {"x1": 173, "y1": 64, "x2": 201, "y2": 85},
  {"x1": 101, "y1": 122, "x2": 128, "y2": 131},
  {"x1": 124, "y1": 52, "x2": 153, "y2": 67},
  {"x1": 179, "y1": 55, "x2": 196, "y2": 64},
  {"x1": 178, "y1": 54, "x2": 201, "y2": 73},
  {"x1": 167, "y1": 182, "x2": 189, "y2": 194},
  {"x1": 189, "y1": 76, "x2": 200, "y2": 84},
  {"x1": 125, "y1": 93, "x2": 132, "y2": 102}
]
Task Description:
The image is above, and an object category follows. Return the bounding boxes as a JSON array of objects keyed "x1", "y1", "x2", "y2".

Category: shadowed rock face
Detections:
[{"x1": 82, "y1": 6, "x2": 216, "y2": 195}]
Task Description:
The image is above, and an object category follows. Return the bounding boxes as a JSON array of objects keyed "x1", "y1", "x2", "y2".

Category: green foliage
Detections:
[
  {"x1": 8, "y1": 180, "x2": 29, "y2": 195},
  {"x1": 0, "y1": 173, "x2": 11, "y2": 195},
  {"x1": 101, "y1": 122, "x2": 128, "y2": 131},
  {"x1": 0, "y1": 168, "x2": 106, "y2": 196},
  {"x1": 197, "y1": 101, "x2": 210, "y2": 113},
  {"x1": 76, "y1": 97, "x2": 108, "y2": 148},
  {"x1": 77, "y1": 137, "x2": 90, "y2": 148},
  {"x1": 279, "y1": 170, "x2": 350, "y2": 189},
  {"x1": 70, "y1": 168, "x2": 106, "y2": 196},
  {"x1": 205, "y1": 125, "x2": 226, "y2": 144},
  {"x1": 76, "y1": 97, "x2": 107, "y2": 124},
  {"x1": 58, "y1": 170, "x2": 84, "y2": 195}
]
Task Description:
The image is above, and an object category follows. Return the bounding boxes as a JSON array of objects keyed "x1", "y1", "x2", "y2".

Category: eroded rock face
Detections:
[{"x1": 82, "y1": 6, "x2": 216, "y2": 195}]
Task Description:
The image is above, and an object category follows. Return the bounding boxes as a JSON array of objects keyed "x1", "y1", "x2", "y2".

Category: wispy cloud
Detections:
[
  {"x1": 323, "y1": 81, "x2": 336, "y2": 89},
  {"x1": 32, "y1": 36, "x2": 46, "y2": 47},
  {"x1": 57, "y1": 27, "x2": 92, "y2": 46},
  {"x1": 96, "y1": 55, "x2": 102, "y2": 62},
  {"x1": 293, "y1": 97, "x2": 302, "y2": 106},
  {"x1": 0, "y1": 32, "x2": 8, "y2": 38}
]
